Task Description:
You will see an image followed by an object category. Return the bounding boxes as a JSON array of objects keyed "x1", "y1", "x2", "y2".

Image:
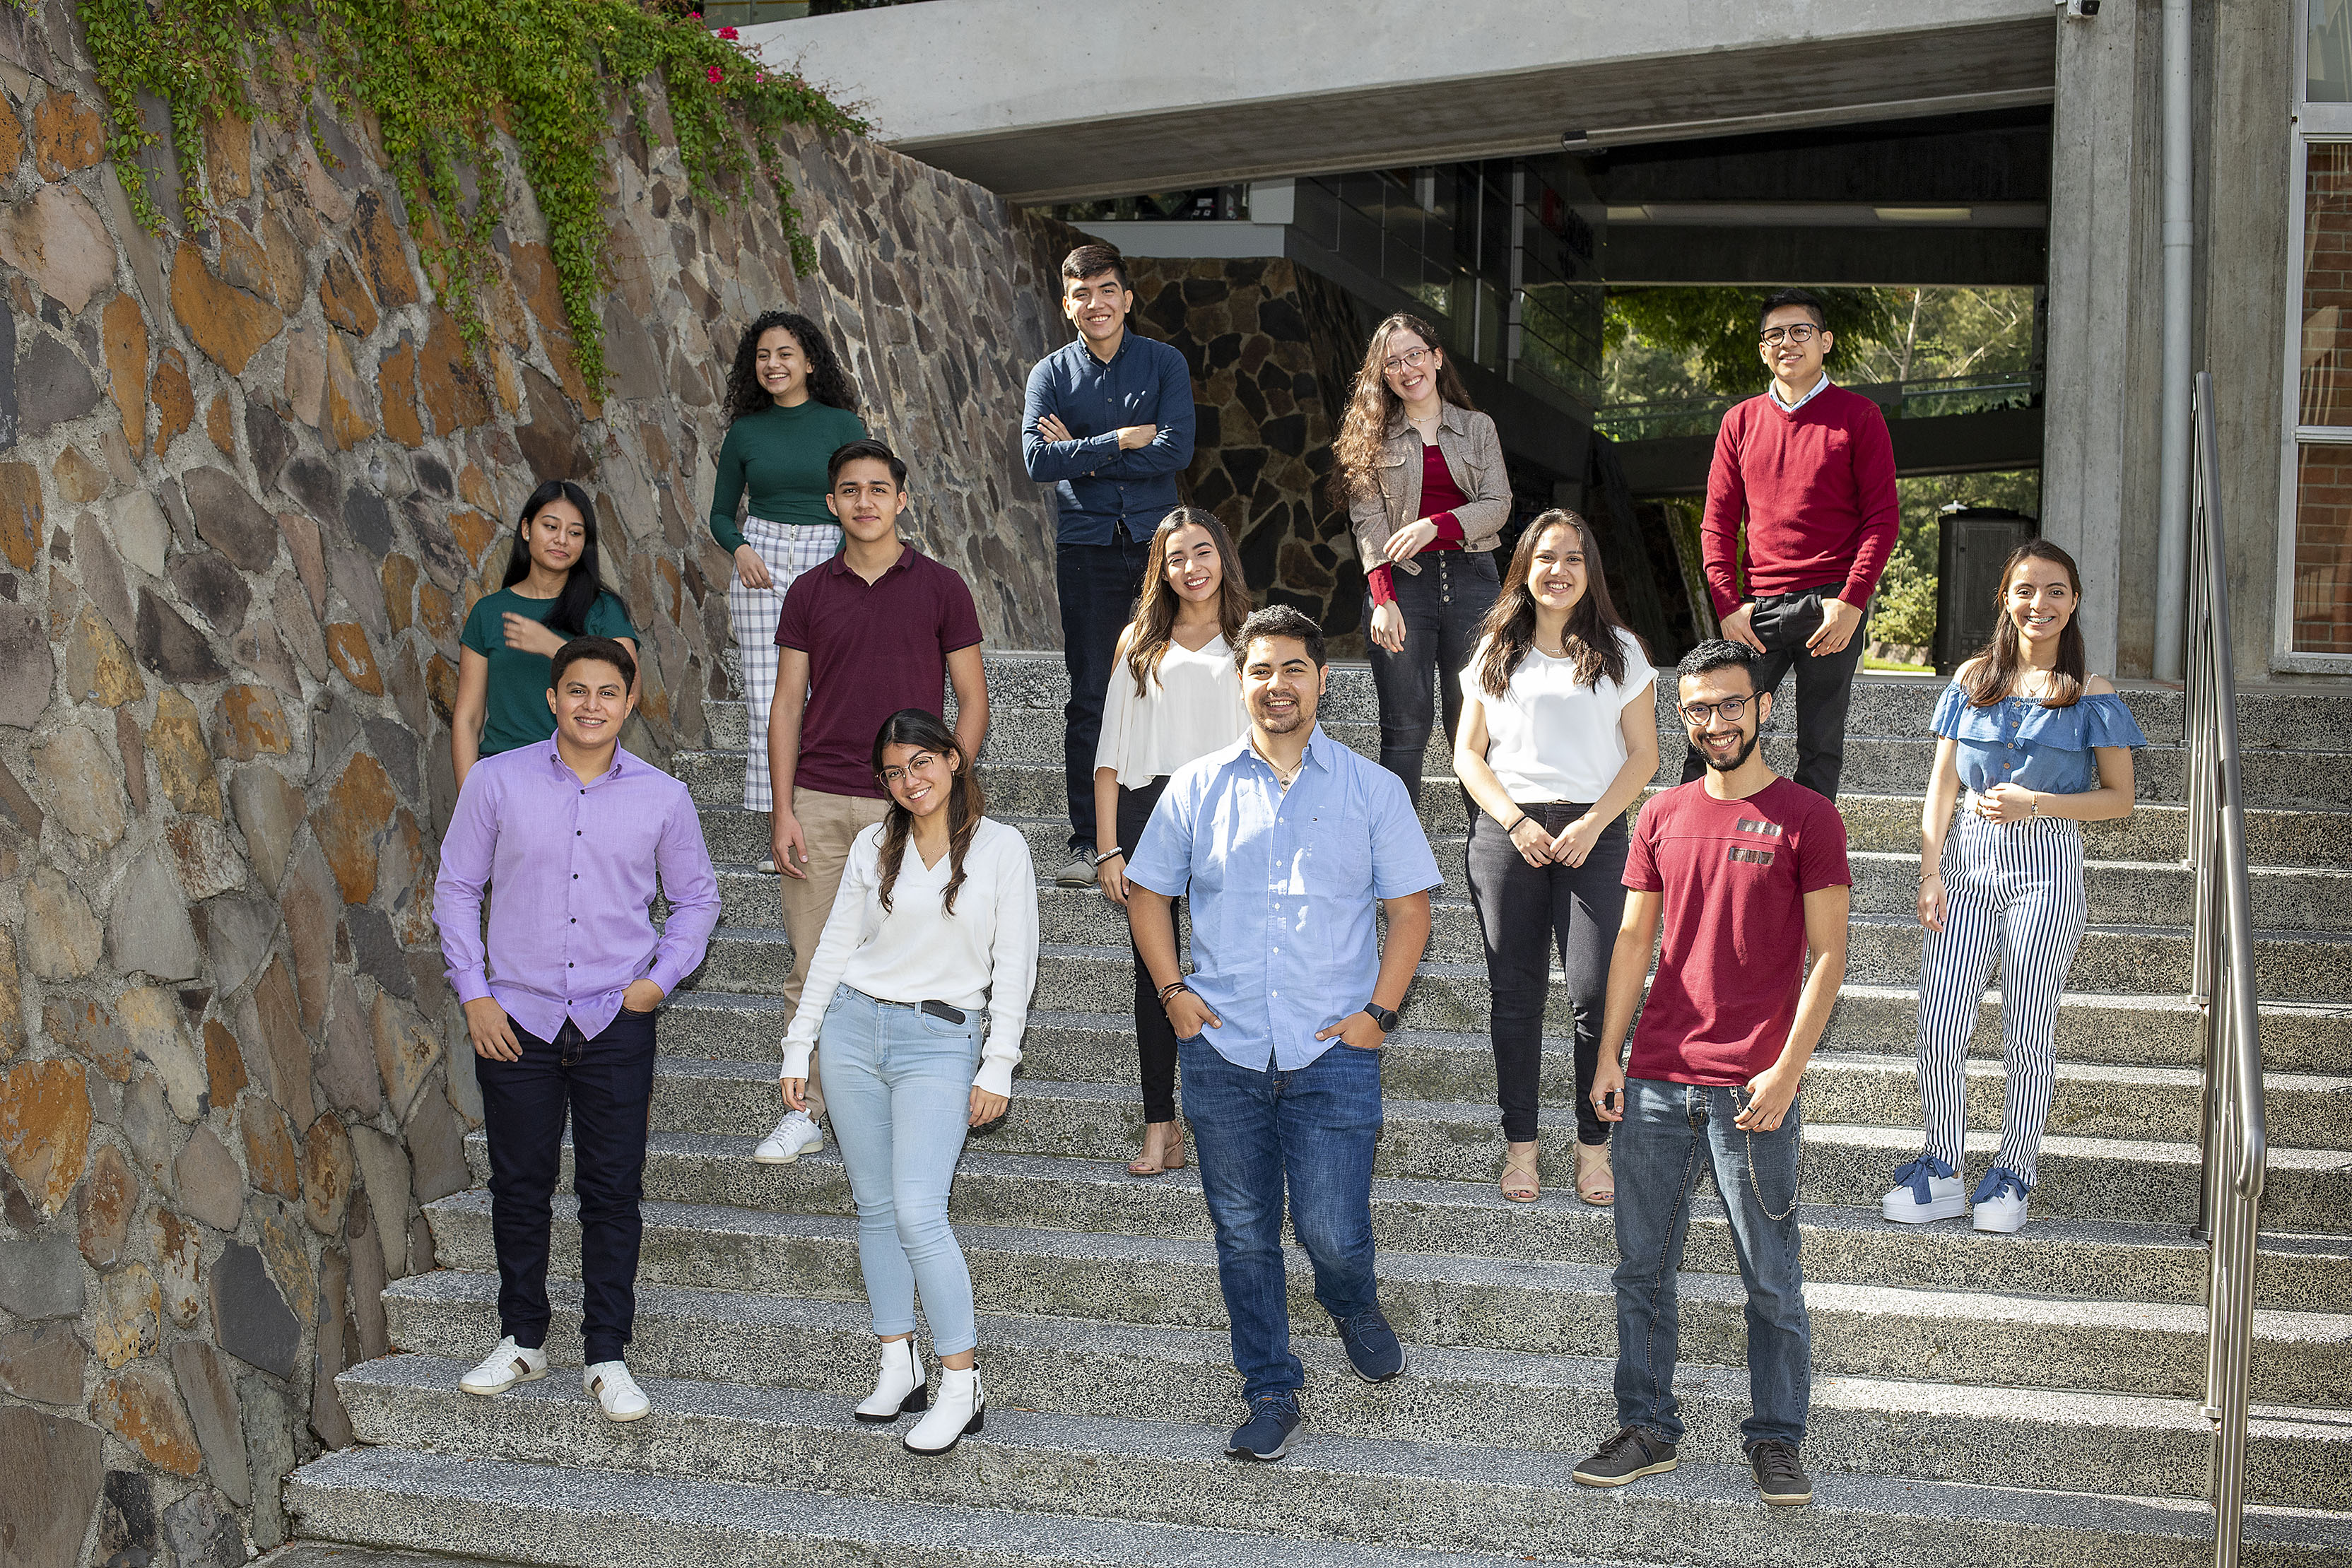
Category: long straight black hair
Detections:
[{"x1": 500, "y1": 479, "x2": 630, "y2": 638}]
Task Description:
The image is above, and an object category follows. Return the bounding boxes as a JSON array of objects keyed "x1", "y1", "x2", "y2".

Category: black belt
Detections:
[{"x1": 869, "y1": 996, "x2": 970, "y2": 1025}]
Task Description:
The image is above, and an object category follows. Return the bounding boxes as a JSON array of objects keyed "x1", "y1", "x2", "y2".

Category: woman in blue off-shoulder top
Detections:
[{"x1": 1881, "y1": 540, "x2": 2146, "y2": 1234}]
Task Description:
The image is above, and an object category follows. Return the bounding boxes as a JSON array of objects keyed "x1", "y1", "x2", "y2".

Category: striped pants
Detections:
[
  {"x1": 1915, "y1": 804, "x2": 2088, "y2": 1188},
  {"x1": 727, "y1": 517, "x2": 842, "y2": 811}
]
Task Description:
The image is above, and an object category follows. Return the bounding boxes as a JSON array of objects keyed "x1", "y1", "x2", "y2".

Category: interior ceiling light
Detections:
[
  {"x1": 1876, "y1": 206, "x2": 1975, "y2": 223},
  {"x1": 1605, "y1": 205, "x2": 1649, "y2": 222}
]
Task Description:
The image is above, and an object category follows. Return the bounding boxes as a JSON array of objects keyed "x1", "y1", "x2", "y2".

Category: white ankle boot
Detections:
[
  {"x1": 854, "y1": 1336, "x2": 929, "y2": 1423},
  {"x1": 902, "y1": 1364, "x2": 983, "y2": 1454}
]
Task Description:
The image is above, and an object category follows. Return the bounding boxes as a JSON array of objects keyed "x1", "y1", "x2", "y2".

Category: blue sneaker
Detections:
[
  {"x1": 1334, "y1": 1307, "x2": 1405, "y2": 1383},
  {"x1": 1226, "y1": 1391, "x2": 1300, "y2": 1461}
]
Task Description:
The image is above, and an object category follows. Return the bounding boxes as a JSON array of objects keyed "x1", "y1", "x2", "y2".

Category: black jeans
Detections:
[
  {"x1": 1116, "y1": 777, "x2": 1180, "y2": 1123},
  {"x1": 1057, "y1": 534, "x2": 1151, "y2": 852},
  {"x1": 1680, "y1": 584, "x2": 1869, "y2": 801},
  {"x1": 1466, "y1": 804, "x2": 1628, "y2": 1145},
  {"x1": 475, "y1": 1008, "x2": 657, "y2": 1364},
  {"x1": 1365, "y1": 550, "x2": 1501, "y2": 803}
]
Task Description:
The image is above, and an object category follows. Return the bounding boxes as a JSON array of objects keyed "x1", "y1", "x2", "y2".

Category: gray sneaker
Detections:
[
  {"x1": 1052, "y1": 849, "x2": 1099, "y2": 888},
  {"x1": 1570, "y1": 1425, "x2": 1678, "y2": 1487},
  {"x1": 1749, "y1": 1439, "x2": 1813, "y2": 1505}
]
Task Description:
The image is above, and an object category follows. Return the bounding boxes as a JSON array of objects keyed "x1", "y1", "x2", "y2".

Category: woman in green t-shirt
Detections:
[
  {"x1": 452, "y1": 480, "x2": 639, "y2": 787},
  {"x1": 710, "y1": 310, "x2": 867, "y2": 821}
]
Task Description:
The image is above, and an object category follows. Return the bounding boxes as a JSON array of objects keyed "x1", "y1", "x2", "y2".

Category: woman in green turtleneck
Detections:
[{"x1": 710, "y1": 310, "x2": 868, "y2": 826}]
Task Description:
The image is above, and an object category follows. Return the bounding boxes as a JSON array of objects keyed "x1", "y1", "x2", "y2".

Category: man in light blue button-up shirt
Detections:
[{"x1": 1127, "y1": 606, "x2": 1439, "y2": 1460}]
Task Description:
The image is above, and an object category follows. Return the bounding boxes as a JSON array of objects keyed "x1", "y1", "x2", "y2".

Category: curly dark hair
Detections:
[{"x1": 723, "y1": 310, "x2": 859, "y2": 424}]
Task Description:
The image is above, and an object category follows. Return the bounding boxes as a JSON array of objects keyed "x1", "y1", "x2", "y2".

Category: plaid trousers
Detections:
[{"x1": 729, "y1": 516, "x2": 842, "y2": 811}]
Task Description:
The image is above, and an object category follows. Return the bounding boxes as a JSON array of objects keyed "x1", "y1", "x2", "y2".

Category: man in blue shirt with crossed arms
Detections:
[{"x1": 1127, "y1": 604, "x2": 1440, "y2": 1463}]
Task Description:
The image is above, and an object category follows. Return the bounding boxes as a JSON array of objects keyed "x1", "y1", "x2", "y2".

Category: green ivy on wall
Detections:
[{"x1": 74, "y1": 0, "x2": 864, "y2": 391}]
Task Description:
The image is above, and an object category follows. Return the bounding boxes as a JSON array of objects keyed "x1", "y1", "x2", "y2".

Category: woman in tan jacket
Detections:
[{"x1": 1328, "y1": 312, "x2": 1512, "y2": 802}]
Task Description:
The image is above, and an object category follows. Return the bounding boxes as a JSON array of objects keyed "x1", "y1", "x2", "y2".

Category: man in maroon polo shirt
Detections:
[
  {"x1": 753, "y1": 437, "x2": 989, "y2": 1165},
  {"x1": 1684, "y1": 288, "x2": 1900, "y2": 801}
]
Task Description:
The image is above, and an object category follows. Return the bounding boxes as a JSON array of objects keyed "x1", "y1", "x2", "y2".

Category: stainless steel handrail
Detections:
[{"x1": 2184, "y1": 371, "x2": 2268, "y2": 1567}]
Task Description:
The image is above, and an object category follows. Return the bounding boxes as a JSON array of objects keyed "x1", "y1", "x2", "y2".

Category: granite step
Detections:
[
  {"x1": 632, "y1": 1063, "x2": 2352, "y2": 1232},
  {"x1": 376, "y1": 1244, "x2": 2352, "y2": 1510},
  {"x1": 419, "y1": 1191, "x2": 2352, "y2": 1408},
  {"x1": 460, "y1": 1132, "x2": 2352, "y2": 1313},
  {"x1": 332, "y1": 1355, "x2": 2352, "y2": 1562},
  {"x1": 702, "y1": 847, "x2": 2352, "y2": 939},
  {"x1": 285, "y1": 1446, "x2": 1637, "y2": 1568},
  {"x1": 661, "y1": 991, "x2": 2352, "y2": 1077},
  {"x1": 644, "y1": 1034, "x2": 2352, "y2": 1152}
]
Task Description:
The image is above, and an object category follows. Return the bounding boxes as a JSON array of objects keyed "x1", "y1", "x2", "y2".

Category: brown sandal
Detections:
[
  {"x1": 1128, "y1": 1121, "x2": 1186, "y2": 1177},
  {"x1": 1500, "y1": 1143, "x2": 1541, "y2": 1203},
  {"x1": 1575, "y1": 1140, "x2": 1616, "y2": 1206}
]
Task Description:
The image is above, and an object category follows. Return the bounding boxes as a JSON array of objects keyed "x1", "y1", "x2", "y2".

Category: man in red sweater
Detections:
[{"x1": 1683, "y1": 289, "x2": 1900, "y2": 801}]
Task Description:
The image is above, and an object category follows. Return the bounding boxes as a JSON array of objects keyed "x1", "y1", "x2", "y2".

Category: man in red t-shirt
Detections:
[
  {"x1": 754, "y1": 438, "x2": 989, "y2": 1165},
  {"x1": 1683, "y1": 289, "x2": 1900, "y2": 801},
  {"x1": 1574, "y1": 639, "x2": 1851, "y2": 1509}
]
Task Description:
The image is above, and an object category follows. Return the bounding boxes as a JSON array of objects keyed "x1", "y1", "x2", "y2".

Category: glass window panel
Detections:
[
  {"x1": 2294, "y1": 442, "x2": 2352, "y2": 653},
  {"x1": 2303, "y1": 144, "x2": 2352, "y2": 425},
  {"x1": 2312, "y1": 0, "x2": 2352, "y2": 102}
]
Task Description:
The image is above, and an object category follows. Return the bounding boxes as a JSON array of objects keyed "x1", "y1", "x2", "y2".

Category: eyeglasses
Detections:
[
  {"x1": 878, "y1": 752, "x2": 940, "y2": 786},
  {"x1": 1382, "y1": 347, "x2": 1433, "y2": 374},
  {"x1": 1758, "y1": 324, "x2": 1821, "y2": 346},
  {"x1": 1678, "y1": 695, "x2": 1753, "y2": 724}
]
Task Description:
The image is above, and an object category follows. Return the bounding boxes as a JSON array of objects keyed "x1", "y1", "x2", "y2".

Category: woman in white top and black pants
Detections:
[
  {"x1": 780, "y1": 708, "x2": 1038, "y2": 1454},
  {"x1": 1456, "y1": 512, "x2": 1658, "y2": 1207},
  {"x1": 1092, "y1": 507, "x2": 1252, "y2": 1177}
]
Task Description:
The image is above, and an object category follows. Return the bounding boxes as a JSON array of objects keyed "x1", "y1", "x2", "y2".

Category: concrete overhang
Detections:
[{"x1": 748, "y1": 0, "x2": 2058, "y2": 204}]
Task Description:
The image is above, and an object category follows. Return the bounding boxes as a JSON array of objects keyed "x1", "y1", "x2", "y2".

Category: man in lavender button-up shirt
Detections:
[{"x1": 433, "y1": 637, "x2": 719, "y2": 1421}]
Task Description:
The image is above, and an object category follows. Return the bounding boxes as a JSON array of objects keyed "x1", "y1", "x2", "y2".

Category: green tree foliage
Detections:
[
  {"x1": 1601, "y1": 285, "x2": 1912, "y2": 398},
  {"x1": 78, "y1": 0, "x2": 864, "y2": 391}
]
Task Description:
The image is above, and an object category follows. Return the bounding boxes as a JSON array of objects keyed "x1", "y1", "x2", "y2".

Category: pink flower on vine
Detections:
[
  {"x1": 707, "y1": 64, "x2": 723, "y2": 84},
  {"x1": 755, "y1": 71, "x2": 767, "y2": 83},
  {"x1": 718, "y1": 25, "x2": 739, "y2": 40}
]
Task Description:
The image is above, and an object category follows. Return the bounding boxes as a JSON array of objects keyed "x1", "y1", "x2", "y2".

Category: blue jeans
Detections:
[
  {"x1": 1365, "y1": 550, "x2": 1501, "y2": 803},
  {"x1": 820, "y1": 987, "x2": 982, "y2": 1355},
  {"x1": 1610, "y1": 1077, "x2": 1810, "y2": 1449},
  {"x1": 1057, "y1": 534, "x2": 1151, "y2": 851},
  {"x1": 1179, "y1": 1037, "x2": 1384, "y2": 1399},
  {"x1": 475, "y1": 1009, "x2": 657, "y2": 1365}
]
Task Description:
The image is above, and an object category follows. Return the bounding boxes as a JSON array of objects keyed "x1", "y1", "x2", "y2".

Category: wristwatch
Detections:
[{"x1": 1363, "y1": 1001, "x2": 1399, "y2": 1033}]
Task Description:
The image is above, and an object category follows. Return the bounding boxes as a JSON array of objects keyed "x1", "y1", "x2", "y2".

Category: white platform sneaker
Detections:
[
  {"x1": 855, "y1": 1336, "x2": 930, "y2": 1422},
  {"x1": 458, "y1": 1336, "x2": 548, "y2": 1396},
  {"x1": 1970, "y1": 1168, "x2": 2031, "y2": 1233},
  {"x1": 903, "y1": 1364, "x2": 984, "y2": 1454},
  {"x1": 755, "y1": 1110, "x2": 824, "y2": 1164},
  {"x1": 1881, "y1": 1155, "x2": 1968, "y2": 1223},
  {"x1": 584, "y1": 1360, "x2": 651, "y2": 1422}
]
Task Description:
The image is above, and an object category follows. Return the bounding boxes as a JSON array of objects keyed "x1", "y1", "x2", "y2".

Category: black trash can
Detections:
[{"x1": 1935, "y1": 507, "x2": 2040, "y2": 673}]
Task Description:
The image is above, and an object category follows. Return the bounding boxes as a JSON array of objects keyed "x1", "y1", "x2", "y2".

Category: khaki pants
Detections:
[{"x1": 779, "y1": 786, "x2": 893, "y2": 1121}]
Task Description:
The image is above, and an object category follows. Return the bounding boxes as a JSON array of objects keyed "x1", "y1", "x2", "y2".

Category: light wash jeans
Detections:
[
  {"x1": 820, "y1": 986, "x2": 982, "y2": 1355},
  {"x1": 1610, "y1": 1076, "x2": 1811, "y2": 1449}
]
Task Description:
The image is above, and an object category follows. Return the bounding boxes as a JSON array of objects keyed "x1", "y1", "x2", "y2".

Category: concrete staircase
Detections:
[{"x1": 287, "y1": 653, "x2": 2352, "y2": 1567}]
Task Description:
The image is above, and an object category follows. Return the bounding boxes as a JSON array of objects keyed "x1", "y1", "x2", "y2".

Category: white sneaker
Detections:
[
  {"x1": 754, "y1": 1110, "x2": 823, "y2": 1164},
  {"x1": 584, "y1": 1360, "x2": 650, "y2": 1422},
  {"x1": 854, "y1": 1336, "x2": 929, "y2": 1422},
  {"x1": 1971, "y1": 1168, "x2": 2030, "y2": 1233},
  {"x1": 903, "y1": 1364, "x2": 984, "y2": 1454},
  {"x1": 1881, "y1": 1156, "x2": 1967, "y2": 1223},
  {"x1": 757, "y1": 857, "x2": 779, "y2": 874},
  {"x1": 459, "y1": 1336, "x2": 548, "y2": 1396}
]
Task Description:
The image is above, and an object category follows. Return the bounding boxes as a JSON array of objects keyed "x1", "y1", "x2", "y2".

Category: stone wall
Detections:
[{"x1": 0, "y1": 6, "x2": 1064, "y2": 1564}]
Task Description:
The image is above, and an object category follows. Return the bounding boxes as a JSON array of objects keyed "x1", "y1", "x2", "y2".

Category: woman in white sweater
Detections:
[
  {"x1": 780, "y1": 707, "x2": 1038, "y2": 1455},
  {"x1": 1091, "y1": 507, "x2": 1251, "y2": 1177}
]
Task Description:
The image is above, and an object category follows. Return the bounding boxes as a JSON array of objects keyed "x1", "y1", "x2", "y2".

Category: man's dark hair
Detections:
[
  {"x1": 1060, "y1": 242, "x2": 1131, "y2": 294},
  {"x1": 549, "y1": 636, "x2": 637, "y2": 693},
  {"x1": 1676, "y1": 638, "x2": 1760, "y2": 693},
  {"x1": 828, "y1": 437, "x2": 908, "y2": 490},
  {"x1": 1758, "y1": 288, "x2": 1827, "y2": 334},
  {"x1": 1234, "y1": 604, "x2": 1327, "y2": 671}
]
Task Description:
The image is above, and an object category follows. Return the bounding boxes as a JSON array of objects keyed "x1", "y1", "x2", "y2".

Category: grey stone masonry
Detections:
[{"x1": 281, "y1": 649, "x2": 2352, "y2": 1568}]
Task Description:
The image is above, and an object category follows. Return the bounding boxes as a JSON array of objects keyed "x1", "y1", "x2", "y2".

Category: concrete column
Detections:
[
  {"x1": 2042, "y1": 1, "x2": 2165, "y2": 677},
  {"x1": 2201, "y1": 0, "x2": 2295, "y2": 678}
]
